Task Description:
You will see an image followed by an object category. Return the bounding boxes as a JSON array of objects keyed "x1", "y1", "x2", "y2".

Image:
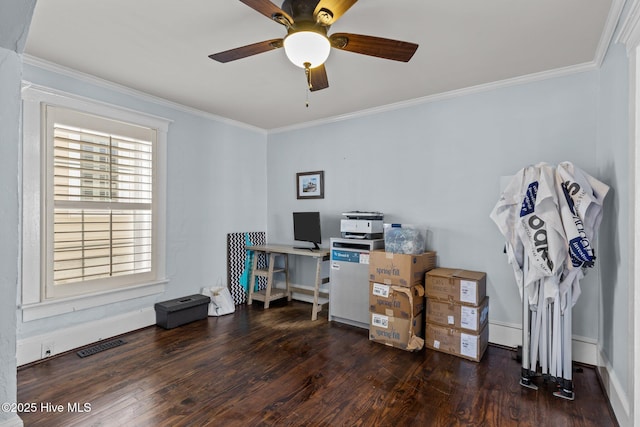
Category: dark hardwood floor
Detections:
[{"x1": 17, "y1": 300, "x2": 617, "y2": 426}]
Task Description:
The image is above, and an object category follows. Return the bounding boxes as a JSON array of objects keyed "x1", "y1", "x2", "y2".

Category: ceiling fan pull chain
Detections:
[
  {"x1": 304, "y1": 62, "x2": 312, "y2": 89},
  {"x1": 304, "y1": 62, "x2": 312, "y2": 107}
]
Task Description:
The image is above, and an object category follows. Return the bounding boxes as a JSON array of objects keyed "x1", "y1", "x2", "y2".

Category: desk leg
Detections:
[
  {"x1": 247, "y1": 251, "x2": 258, "y2": 305},
  {"x1": 263, "y1": 253, "x2": 277, "y2": 309},
  {"x1": 311, "y1": 256, "x2": 323, "y2": 321},
  {"x1": 285, "y1": 254, "x2": 291, "y2": 302}
]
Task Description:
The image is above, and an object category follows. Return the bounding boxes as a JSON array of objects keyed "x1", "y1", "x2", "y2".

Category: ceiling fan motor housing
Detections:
[{"x1": 281, "y1": 0, "x2": 324, "y2": 22}]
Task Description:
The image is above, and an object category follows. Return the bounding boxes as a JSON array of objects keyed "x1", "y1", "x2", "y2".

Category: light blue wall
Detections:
[
  {"x1": 0, "y1": 45, "x2": 23, "y2": 427},
  {"x1": 596, "y1": 42, "x2": 631, "y2": 406},
  {"x1": 18, "y1": 64, "x2": 269, "y2": 338},
  {"x1": 1, "y1": 1, "x2": 37, "y2": 424},
  {"x1": 266, "y1": 71, "x2": 602, "y2": 337}
]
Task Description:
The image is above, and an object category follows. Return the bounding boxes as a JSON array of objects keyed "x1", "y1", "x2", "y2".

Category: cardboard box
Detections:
[
  {"x1": 369, "y1": 312, "x2": 424, "y2": 352},
  {"x1": 424, "y1": 322, "x2": 489, "y2": 362},
  {"x1": 369, "y1": 282, "x2": 424, "y2": 319},
  {"x1": 369, "y1": 250, "x2": 437, "y2": 287},
  {"x1": 425, "y1": 268, "x2": 487, "y2": 305},
  {"x1": 426, "y1": 297, "x2": 489, "y2": 333}
]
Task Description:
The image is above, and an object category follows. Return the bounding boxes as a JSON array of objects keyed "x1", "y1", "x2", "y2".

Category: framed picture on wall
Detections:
[{"x1": 296, "y1": 171, "x2": 324, "y2": 199}]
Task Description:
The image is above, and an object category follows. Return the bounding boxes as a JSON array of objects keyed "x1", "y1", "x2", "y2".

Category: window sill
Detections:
[{"x1": 20, "y1": 280, "x2": 168, "y2": 322}]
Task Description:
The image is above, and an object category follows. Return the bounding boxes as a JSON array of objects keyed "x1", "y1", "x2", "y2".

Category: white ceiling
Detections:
[{"x1": 25, "y1": 0, "x2": 617, "y2": 131}]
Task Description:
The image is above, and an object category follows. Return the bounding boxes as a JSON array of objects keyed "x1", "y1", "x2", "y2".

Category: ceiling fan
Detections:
[{"x1": 209, "y1": 0, "x2": 419, "y2": 92}]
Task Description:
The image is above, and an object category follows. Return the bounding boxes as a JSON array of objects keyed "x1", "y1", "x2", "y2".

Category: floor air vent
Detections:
[{"x1": 76, "y1": 339, "x2": 126, "y2": 358}]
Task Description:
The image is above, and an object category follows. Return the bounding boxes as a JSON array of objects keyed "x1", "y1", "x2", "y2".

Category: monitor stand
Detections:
[{"x1": 293, "y1": 242, "x2": 320, "y2": 251}]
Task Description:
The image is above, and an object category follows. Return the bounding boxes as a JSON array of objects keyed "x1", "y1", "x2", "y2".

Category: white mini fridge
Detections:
[{"x1": 329, "y1": 237, "x2": 384, "y2": 329}]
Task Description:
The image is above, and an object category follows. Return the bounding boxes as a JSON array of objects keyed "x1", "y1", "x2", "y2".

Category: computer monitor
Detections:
[{"x1": 293, "y1": 211, "x2": 322, "y2": 250}]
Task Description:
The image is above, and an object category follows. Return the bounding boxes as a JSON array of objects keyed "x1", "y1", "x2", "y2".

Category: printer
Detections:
[{"x1": 340, "y1": 211, "x2": 384, "y2": 239}]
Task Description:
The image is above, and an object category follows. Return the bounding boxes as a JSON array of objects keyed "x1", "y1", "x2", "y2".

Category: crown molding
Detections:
[
  {"x1": 22, "y1": 54, "x2": 267, "y2": 135},
  {"x1": 268, "y1": 61, "x2": 598, "y2": 135},
  {"x1": 617, "y1": 0, "x2": 640, "y2": 53},
  {"x1": 595, "y1": 0, "x2": 627, "y2": 65}
]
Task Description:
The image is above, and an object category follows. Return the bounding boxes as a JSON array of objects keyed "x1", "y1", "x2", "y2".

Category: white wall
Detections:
[{"x1": 16, "y1": 63, "x2": 268, "y2": 348}]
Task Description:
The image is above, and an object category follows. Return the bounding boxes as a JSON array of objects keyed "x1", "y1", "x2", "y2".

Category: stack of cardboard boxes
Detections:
[
  {"x1": 424, "y1": 268, "x2": 489, "y2": 362},
  {"x1": 368, "y1": 250, "x2": 437, "y2": 351}
]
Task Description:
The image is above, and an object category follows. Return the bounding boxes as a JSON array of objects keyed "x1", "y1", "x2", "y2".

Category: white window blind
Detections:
[{"x1": 53, "y1": 124, "x2": 153, "y2": 285}]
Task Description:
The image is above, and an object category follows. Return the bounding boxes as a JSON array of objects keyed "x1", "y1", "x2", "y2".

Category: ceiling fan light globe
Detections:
[{"x1": 283, "y1": 31, "x2": 331, "y2": 68}]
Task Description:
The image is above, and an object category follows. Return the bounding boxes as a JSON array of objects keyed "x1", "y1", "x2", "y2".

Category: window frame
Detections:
[{"x1": 21, "y1": 83, "x2": 170, "y2": 321}]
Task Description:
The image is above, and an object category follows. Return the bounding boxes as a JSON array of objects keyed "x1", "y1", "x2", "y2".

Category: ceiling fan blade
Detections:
[
  {"x1": 209, "y1": 39, "x2": 283, "y2": 63},
  {"x1": 329, "y1": 33, "x2": 418, "y2": 62},
  {"x1": 309, "y1": 64, "x2": 329, "y2": 92},
  {"x1": 240, "y1": 0, "x2": 294, "y2": 26},
  {"x1": 314, "y1": 0, "x2": 358, "y2": 25}
]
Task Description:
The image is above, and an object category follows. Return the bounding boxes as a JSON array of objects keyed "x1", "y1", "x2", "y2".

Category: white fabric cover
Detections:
[{"x1": 490, "y1": 161, "x2": 608, "y2": 307}]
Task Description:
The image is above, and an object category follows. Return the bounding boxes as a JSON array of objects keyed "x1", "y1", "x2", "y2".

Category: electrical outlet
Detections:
[{"x1": 41, "y1": 341, "x2": 54, "y2": 358}]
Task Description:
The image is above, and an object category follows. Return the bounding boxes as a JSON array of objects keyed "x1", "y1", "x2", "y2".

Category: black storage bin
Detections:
[{"x1": 154, "y1": 294, "x2": 211, "y2": 329}]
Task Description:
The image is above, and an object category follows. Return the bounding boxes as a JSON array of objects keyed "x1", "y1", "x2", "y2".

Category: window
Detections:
[
  {"x1": 46, "y1": 109, "x2": 154, "y2": 298},
  {"x1": 22, "y1": 84, "x2": 170, "y2": 320}
]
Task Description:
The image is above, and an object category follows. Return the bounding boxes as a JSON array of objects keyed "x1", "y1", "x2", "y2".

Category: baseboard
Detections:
[
  {"x1": 16, "y1": 307, "x2": 156, "y2": 366},
  {"x1": 597, "y1": 348, "x2": 631, "y2": 427},
  {"x1": 0, "y1": 414, "x2": 24, "y2": 427},
  {"x1": 571, "y1": 335, "x2": 598, "y2": 366},
  {"x1": 488, "y1": 320, "x2": 522, "y2": 350},
  {"x1": 487, "y1": 320, "x2": 598, "y2": 365}
]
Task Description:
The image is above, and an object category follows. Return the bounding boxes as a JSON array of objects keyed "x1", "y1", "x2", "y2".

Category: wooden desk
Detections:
[{"x1": 247, "y1": 244, "x2": 330, "y2": 321}]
